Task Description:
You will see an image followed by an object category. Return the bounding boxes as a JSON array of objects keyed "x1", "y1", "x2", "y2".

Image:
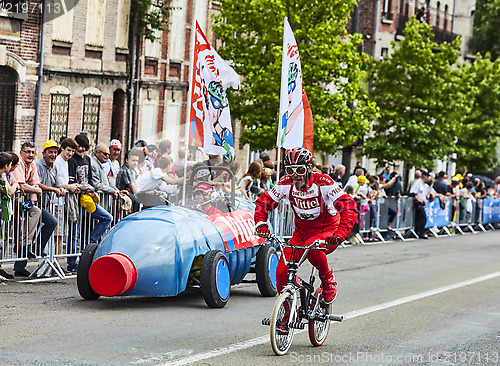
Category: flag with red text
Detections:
[{"x1": 189, "y1": 20, "x2": 240, "y2": 160}]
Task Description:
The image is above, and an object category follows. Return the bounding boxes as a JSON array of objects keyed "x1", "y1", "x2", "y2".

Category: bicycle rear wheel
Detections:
[
  {"x1": 308, "y1": 287, "x2": 332, "y2": 346},
  {"x1": 270, "y1": 291, "x2": 295, "y2": 356}
]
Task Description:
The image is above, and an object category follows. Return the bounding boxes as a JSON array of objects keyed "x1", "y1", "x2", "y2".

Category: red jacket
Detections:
[{"x1": 254, "y1": 172, "x2": 357, "y2": 241}]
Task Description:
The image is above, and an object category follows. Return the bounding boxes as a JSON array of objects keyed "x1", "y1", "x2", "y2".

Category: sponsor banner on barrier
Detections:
[
  {"x1": 209, "y1": 209, "x2": 265, "y2": 252},
  {"x1": 425, "y1": 197, "x2": 451, "y2": 228},
  {"x1": 482, "y1": 198, "x2": 500, "y2": 224}
]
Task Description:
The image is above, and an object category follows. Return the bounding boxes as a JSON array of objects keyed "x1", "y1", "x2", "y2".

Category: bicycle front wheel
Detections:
[
  {"x1": 270, "y1": 291, "x2": 295, "y2": 356},
  {"x1": 308, "y1": 287, "x2": 332, "y2": 346}
]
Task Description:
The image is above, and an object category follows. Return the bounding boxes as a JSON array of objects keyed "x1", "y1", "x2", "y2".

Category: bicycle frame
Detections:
[{"x1": 267, "y1": 235, "x2": 329, "y2": 324}]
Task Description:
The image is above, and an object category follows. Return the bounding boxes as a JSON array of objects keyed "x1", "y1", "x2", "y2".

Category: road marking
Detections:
[{"x1": 161, "y1": 271, "x2": 500, "y2": 366}]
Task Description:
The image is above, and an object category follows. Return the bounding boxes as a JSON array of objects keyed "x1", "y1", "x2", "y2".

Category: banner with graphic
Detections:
[
  {"x1": 189, "y1": 20, "x2": 240, "y2": 160},
  {"x1": 277, "y1": 17, "x2": 313, "y2": 150},
  {"x1": 425, "y1": 197, "x2": 451, "y2": 228}
]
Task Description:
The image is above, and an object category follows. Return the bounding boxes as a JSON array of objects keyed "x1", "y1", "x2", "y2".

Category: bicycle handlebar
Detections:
[{"x1": 264, "y1": 234, "x2": 334, "y2": 268}]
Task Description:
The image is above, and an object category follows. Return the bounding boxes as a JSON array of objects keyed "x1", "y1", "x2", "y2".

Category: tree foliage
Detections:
[
  {"x1": 363, "y1": 19, "x2": 463, "y2": 169},
  {"x1": 474, "y1": 0, "x2": 500, "y2": 61},
  {"x1": 212, "y1": 0, "x2": 378, "y2": 153},
  {"x1": 453, "y1": 55, "x2": 500, "y2": 171},
  {"x1": 133, "y1": 0, "x2": 172, "y2": 42}
]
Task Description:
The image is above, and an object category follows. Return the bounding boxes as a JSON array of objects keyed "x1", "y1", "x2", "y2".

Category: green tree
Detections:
[
  {"x1": 363, "y1": 19, "x2": 463, "y2": 169},
  {"x1": 212, "y1": 0, "x2": 378, "y2": 153},
  {"x1": 454, "y1": 55, "x2": 500, "y2": 172},
  {"x1": 133, "y1": 0, "x2": 172, "y2": 42},
  {"x1": 474, "y1": 0, "x2": 500, "y2": 61}
]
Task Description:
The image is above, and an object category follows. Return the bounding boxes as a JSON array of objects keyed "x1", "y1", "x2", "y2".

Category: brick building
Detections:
[
  {"x1": 133, "y1": 0, "x2": 248, "y2": 169},
  {"x1": 0, "y1": 0, "x2": 42, "y2": 152},
  {"x1": 38, "y1": 0, "x2": 130, "y2": 152}
]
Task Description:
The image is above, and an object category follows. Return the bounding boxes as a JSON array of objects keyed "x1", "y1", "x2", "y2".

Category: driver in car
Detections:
[{"x1": 193, "y1": 182, "x2": 223, "y2": 216}]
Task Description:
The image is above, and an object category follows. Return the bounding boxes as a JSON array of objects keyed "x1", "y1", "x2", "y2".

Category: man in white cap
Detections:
[{"x1": 104, "y1": 139, "x2": 122, "y2": 188}]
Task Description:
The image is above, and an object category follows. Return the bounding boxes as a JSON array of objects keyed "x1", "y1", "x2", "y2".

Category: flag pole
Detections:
[{"x1": 182, "y1": 17, "x2": 197, "y2": 205}]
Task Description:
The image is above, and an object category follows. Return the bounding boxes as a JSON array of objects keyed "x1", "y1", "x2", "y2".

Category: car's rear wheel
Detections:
[
  {"x1": 77, "y1": 243, "x2": 100, "y2": 300},
  {"x1": 200, "y1": 250, "x2": 230, "y2": 308}
]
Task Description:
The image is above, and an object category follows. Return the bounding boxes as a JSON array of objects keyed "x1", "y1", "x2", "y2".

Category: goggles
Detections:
[{"x1": 285, "y1": 165, "x2": 307, "y2": 176}]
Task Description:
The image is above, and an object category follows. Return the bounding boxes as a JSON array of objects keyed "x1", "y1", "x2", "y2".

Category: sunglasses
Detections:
[
  {"x1": 285, "y1": 165, "x2": 307, "y2": 176},
  {"x1": 100, "y1": 151, "x2": 110, "y2": 157}
]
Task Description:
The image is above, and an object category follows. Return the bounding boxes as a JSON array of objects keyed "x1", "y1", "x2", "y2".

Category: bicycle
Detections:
[{"x1": 261, "y1": 234, "x2": 343, "y2": 356}]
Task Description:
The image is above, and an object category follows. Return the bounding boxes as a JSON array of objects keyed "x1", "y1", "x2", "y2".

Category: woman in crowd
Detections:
[{"x1": 238, "y1": 161, "x2": 264, "y2": 201}]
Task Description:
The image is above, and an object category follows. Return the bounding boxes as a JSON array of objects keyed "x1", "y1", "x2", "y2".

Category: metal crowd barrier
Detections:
[
  {"x1": 3, "y1": 190, "x2": 500, "y2": 277},
  {"x1": 270, "y1": 195, "x2": 500, "y2": 245},
  {"x1": 0, "y1": 191, "x2": 123, "y2": 278}
]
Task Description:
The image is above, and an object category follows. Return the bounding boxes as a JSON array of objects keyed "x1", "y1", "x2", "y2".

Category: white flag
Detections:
[
  {"x1": 189, "y1": 21, "x2": 240, "y2": 160},
  {"x1": 277, "y1": 17, "x2": 305, "y2": 149}
]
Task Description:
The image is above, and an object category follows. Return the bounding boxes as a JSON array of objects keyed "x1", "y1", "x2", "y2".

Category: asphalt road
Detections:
[{"x1": 1, "y1": 231, "x2": 499, "y2": 366}]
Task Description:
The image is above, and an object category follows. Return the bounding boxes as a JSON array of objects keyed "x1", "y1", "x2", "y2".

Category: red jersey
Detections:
[{"x1": 255, "y1": 172, "x2": 357, "y2": 241}]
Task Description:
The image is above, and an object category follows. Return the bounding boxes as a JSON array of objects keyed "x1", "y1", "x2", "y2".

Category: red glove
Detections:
[
  {"x1": 325, "y1": 236, "x2": 342, "y2": 246},
  {"x1": 255, "y1": 222, "x2": 270, "y2": 238}
]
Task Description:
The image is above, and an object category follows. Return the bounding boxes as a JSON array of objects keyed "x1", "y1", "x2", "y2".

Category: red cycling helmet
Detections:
[{"x1": 284, "y1": 147, "x2": 313, "y2": 166}]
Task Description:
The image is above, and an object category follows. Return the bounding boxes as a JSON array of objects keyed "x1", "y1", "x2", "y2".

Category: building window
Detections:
[
  {"x1": 82, "y1": 95, "x2": 100, "y2": 144},
  {"x1": 444, "y1": 5, "x2": 449, "y2": 30},
  {"x1": 436, "y1": 2, "x2": 441, "y2": 27},
  {"x1": 49, "y1": 94, "x2": 70, "y2": 143},
  {"x1": 381, "y1": 48, "x2": 389, "y2": 60}
]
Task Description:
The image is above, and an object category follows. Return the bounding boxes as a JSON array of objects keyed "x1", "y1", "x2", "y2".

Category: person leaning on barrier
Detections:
[
  {"x1": 52, "y1": 138, "x2": 80, "y2": 265},
  {"x1": 12, "y1": 142, "x2": 58, "y2": 277},
  {"x1": 0, "y1": 152, "x2": 15, "y2": 280},
  {"x1": 410, "y1": 169, "x2": 430, "y2": 239},
  {"x1": 103, "y1": 139, "x2": 122, "y2": 188},
  {"x1": 91, "y1": 143, "x2": 121, "y2": 201},
  {"x1": 67, "y1": 134, "x2": 112, "y2": 273},
  {"x1": 116, "y1": 149, "x2": 141, "y2": 213}
]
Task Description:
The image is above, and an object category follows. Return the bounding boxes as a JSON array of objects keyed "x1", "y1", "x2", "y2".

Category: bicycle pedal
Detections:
[
  {"x1": 290, "y1": 321, "x2": 305, "y2": 330},
  {"x1": 262, "y1": 318, "x2": 271, "y2": 326},
  {"x1": 328, "y1": 314, "x2": 344, "y2": 322}
]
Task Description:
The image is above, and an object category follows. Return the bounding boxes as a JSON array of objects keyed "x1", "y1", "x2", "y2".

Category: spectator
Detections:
[
  {"x1": 345, "y1": 166, "x2": 365, "y2": 191},
  {"x1": 329, "y1": 164, "x2": 345, "y2": 188},
  {"x1": 410, "y1": 169, "x2": 430, "y2": 239},
  {"x1": 147, "y1": 144, "x2": 160, "y2": 168},
  {"x1": 116, "y1": 149, "x2": 141, "y2": 195},
  {"x1": 104, "y1": 139, "x2": 122, "y2": 188},
  {"x1": 135, "y1": 140, "x2": 154, "y2": 173},
  {"x1": 136, "y1": 156, "x2": 183, "y2": 194},
  {"x1": 384, "y1": 171, "x2": 403, "y2": 235},
  {"x1": 35, "y1": 140, "x2": 66, "y2": 200},
  {"x1": 52, "y1": 138, "x2": 79, "y2": 263},
  {"x1": 260, "y1": 168, "x2": 274, "y2": 191},
  {"x1": 158, "y1": 139, "x2": 172, "y2": 158},
  {"x1": 0, "y1": 152, "x2": 14, "y2": 279},
  {"x1": 173, "y1": 147, "x2": 195, "y2": 178},
  {"x1": 91, "y1": 143, "x2": 120, "y2": 201},
  {"x1": 239, "y1": 161, "x2": 264, "y2": 201},
  {"x1": 381, "y1": 166, "x2": 391, "y2": 181},
  {"x1": 67, "y1": 134, "x2": 112, "y2": 273},
  {"x1": 433, "y1": 171, "x2": 448, "y2": 195},
  {"x1": 407, "y1": 169, "x2": 421, "y2": 192},
  {"x1": 12, "y1": 142, "x2": 58, "y2": 276}
]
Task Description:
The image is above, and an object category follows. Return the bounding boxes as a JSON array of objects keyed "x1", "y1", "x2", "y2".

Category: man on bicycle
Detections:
[{"x1": 254, "y1": 147, "x2": 357, "y2": 304}]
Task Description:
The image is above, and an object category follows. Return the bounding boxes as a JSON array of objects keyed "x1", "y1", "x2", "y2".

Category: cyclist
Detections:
[{"x1": 254, "y1": 147, "x2": 357, "y2": 303}]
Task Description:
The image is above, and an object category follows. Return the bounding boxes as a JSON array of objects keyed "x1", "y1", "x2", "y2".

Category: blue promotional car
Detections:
[{"x1": 77, "y1": 167, "x2": 279, "y2": 308}]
